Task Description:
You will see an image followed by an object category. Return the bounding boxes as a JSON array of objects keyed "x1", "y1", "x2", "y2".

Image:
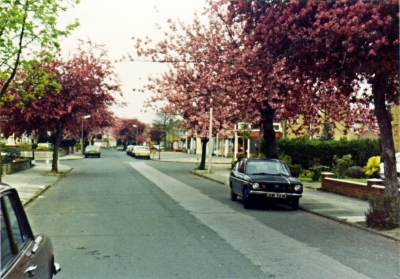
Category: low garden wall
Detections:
[
  {"x1": 2, "y1": 159, "x2": 31, "y2": 175},
  {"x1": 20, "y1": 149, "x2": 68, "y2": 160},
  {"x1": 321, "y1": 172, "x2": 391, "y2": 200}
]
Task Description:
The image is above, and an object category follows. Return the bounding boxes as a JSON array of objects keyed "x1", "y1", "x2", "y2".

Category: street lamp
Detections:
[
  {"x1": 81, "y1": 115, "x2": 91, "y2": 155},
  {"x1": 132, "y1": 124, "x2": 138, "y2": 145}
]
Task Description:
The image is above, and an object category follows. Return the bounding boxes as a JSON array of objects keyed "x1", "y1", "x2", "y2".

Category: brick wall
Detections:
[{"x1": 321, "y1": 172, "x2": 389, "y2": 200}]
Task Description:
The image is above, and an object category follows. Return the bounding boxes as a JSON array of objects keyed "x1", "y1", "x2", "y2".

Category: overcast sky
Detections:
[{"x1": 57, "y1": 0, "x2": 207, "y2": 124}]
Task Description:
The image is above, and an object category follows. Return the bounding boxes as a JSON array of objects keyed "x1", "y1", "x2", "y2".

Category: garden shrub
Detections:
[
  {"x1": 344, "y1": 166, "x2": 365, "y2": 178},
  {"x1": 1, "y1": 148, "x2": 21, "y2": 163},
  {"x1": 18, "y1": 143, "x2": 32, "y2": 150},
  {"x1": 332, "y1": 154, "x2": 354, "y2": 178},
  {"x1": 309, "y1": 165, "x2": 331, "y2": 181},
  {"x1": 278, "y1": 152, "x2": 292, "y2": 165},
  {"x1": 365, "y1": 196, "x2": 399, "y2": 229},
  {"x1": 363, "y1": 156, "x2": 381, "y2": 178},
  {"x1": 289, "y1": 164, "x2": 302, "y2": 178}
]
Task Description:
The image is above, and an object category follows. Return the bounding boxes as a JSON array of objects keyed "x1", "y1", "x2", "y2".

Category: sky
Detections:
[{"x1": 57, "y1": 0, "x2": 208, "y2": 124}]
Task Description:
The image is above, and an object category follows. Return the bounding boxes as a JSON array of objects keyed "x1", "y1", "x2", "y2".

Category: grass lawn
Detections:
[
  {"x1": 298, "y1": 177, "x2": 368, "y2": 183},
  {"x1": 342, "y1": 178, "x2": 368, "y2": 183}
]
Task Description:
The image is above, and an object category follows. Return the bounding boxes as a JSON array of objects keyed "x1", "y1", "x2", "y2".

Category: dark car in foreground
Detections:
[
  {"x1": 1, "y1": 185, "x2": 61, "y2": 278},
  {"x1": 84, "y1": 145, "x2": 101, "y2": 158},
  {"x1": 229, "y1": 158, "x2": 303, "y2": 210}
]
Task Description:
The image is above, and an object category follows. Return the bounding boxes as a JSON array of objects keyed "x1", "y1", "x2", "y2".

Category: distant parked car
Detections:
[
  {"x1": 84, "y1": 145, "x2": 101, "y2": 158},
  {"x1": 134, "y1": 146, "x2": 151, "y2": 159},
  {"x1": 1, "y1": 184, "x2": 61, "y2": 278},
  {"x1": 126, "y1": 145, "x2": 134, "y2": 156},
  {"x1": 126, "y1": 145, "x2": 135, "y2": 156},
  {"x1": 229, "y1": 158, "x2": 303, "y2": 210},
  {"x1": 116, "y1": 145, "x2": 124, "y2": 151},
  {"x1": 379, "y1": 152, "x2": 400, "y2": 186}
]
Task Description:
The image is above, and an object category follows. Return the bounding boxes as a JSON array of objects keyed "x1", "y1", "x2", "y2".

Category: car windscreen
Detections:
[{"x1": 246, "y1": 161, "x2": 290, "y2": 175}]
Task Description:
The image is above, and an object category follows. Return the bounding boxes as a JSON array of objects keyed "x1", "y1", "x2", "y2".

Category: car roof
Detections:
[
  {"x1": 0, "y1": 184, "x2": 13, "y2": 195},
  {"x1": 244, "y1": 158, "x2": 282, "y2": 162}
]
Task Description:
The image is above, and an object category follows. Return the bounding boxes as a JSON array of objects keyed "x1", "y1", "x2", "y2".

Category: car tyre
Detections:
[
  {"x1": 243, "y1": 187, "x2": 252, "y2": 209},
  {"x1": 230, "y1": 188, "x2": 237, "y2": 201},
  {"x1": 291, "y1": 198, "x2": 299, "y2": 211}
]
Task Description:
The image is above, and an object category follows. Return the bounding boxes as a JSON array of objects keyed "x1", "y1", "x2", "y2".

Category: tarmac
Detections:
[{"x1": 3, "y1": 150, "x2": 399, "y2": 241}]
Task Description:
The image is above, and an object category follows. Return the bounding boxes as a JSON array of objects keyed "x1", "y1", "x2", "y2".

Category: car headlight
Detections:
[
  {"x1": 252, "y1": 183, "x2": 259, "y2": 189},
  {"x1": 294, "y1": 185, "x2": 302, "y2": 191}
]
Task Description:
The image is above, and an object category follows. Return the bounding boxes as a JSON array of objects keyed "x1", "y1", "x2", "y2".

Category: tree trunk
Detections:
[
  {"x1": 258, "y1": 101, "x2": 278, "y2": 159},
  {"x1": 199, "y1": 138, "x2": 209, "y2": 170},
  {"x1": 373, "y1": 76, "x2": 399, "y2": 219},
  {"x1": 51, "y1": 122, "x2": 63, "y2": 173}
]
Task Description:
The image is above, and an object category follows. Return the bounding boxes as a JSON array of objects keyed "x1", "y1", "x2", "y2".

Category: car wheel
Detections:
[
  {"x1": 98, "y1": 155, "x2": 101, "y2": 158},
  {"x1": 230, "y1": 188, "x2": 237, "y2": 201},
  {"x1": 291, "y1": 198, "x2": 299, "y2": 211},
  {"x1": 243, "y1": 187, "x2": 252, "y2": 209},
  {"x1": 84, "y1": 155, "x2": 87, "y2": 158}
]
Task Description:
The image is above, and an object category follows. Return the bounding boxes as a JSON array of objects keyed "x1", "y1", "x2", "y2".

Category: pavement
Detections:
[{"x1": 3, "y1": 151, "x2": 399, "y2": 241}]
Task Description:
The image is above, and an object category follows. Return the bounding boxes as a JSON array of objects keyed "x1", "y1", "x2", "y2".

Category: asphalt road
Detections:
[{"x1": 25, "y1": 150, "x2": 400, "y2": 279}]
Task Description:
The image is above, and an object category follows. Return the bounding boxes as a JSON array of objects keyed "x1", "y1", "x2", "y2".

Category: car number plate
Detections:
[
  {"x1": 266, "y1": 193, "x2": 286, "y2": 198},
  {"x1": 90, "y1": 151, "x2": 96, "y2": 153}
]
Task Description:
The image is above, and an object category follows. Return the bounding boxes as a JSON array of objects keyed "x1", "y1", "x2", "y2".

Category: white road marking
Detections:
[{"x1": 130, "y1": 162, "x2": 370, "y2": 279}]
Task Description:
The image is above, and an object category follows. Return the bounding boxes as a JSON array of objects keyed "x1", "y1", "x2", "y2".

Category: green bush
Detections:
[
  {"x1": 344, "y1": 166, "x2": 365, "y2": 178},
  {"x1": 289, "y1": 164, "x2": 302, "y2": 178},
  {"x1": 1, "y1": 148, "x2": 21, "y2": 163},
  {"x1": 279, "y1": 152, "x2": 292, "y2": 166},
  {"x1": 18, "y1": 143, "x2": 32, "y2": 150},
  {"x1": 365, "y1": 196, "x2": 399, "y2": 229},
  {"x1": 332, "y1": 154, "x2": 354, "y2": 178},
  {"x1": 309, "y1": 165, "x2": 331, "y2": 181}
]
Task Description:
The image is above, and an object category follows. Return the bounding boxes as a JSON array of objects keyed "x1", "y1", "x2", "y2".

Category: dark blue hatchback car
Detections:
[{"x1": 229, "y1": 158, "x2": 303, "y2": 210}]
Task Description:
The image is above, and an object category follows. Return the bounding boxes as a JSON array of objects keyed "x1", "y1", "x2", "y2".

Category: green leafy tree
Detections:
[{"x1": 0, "y1": 0, "x2": 79, "y2": 100}]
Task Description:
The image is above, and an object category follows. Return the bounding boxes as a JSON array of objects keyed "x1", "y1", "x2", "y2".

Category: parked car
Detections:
[
  {"x1": 379, "y1": 152, "x2": 400, "y2": 186},
  {"x1": 229, "y1": 158, "x2": 303, "y2": 210},
  {"x1": 1, "y1": 185, "x2": 61, "y2": 278},
  {"x1": 126, "y1": 145, "x2": 134, "y2": 156},
  {"x1": 134, "y1": 146, "x2": 151, "y2": 159},
  {"x1": 84, "y1": 145, "x2": 101, "y2": 158},
  {"x1": 116, "y1": 145, "x2": 124, "y2": 151}
]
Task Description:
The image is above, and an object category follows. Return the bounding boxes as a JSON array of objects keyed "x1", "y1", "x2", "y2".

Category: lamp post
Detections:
[
  {"x1": 132, "y1": 124, "x2": 138, "y2": 145},
  {"x1": 81, "y1": 115, "x2": 91, "y2": 155}
]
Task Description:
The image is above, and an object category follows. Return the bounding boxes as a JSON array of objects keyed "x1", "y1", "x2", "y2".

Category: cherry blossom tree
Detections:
[
  {"x1": 2, "y1": 42, "x2": 123, "y2": 173},
  {"x1": 224, "y1": 0, "x2": 398, "y2": 219},
  {"x1": 112, "y1": 117, "x2": 147, "y2": 146},
  {"x1": 131, "y1": 0, "x2": 398, "y2": 207}
]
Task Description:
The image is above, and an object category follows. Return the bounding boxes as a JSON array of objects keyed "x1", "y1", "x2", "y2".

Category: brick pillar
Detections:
[
  {"x1": 321, "y1": 172, "x2": 335, "y2": 190},
  {"x1": 367, "y1": 178, "x2": 384, "y2": 188}
]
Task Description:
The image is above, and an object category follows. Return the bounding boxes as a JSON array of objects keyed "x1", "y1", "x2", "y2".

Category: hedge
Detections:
[{"x1": 274, "y1": 138, "x2": 381, "y2": 169}]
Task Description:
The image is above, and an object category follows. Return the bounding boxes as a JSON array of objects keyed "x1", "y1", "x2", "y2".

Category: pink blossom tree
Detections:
[{"x1": 2, "y1": 42, "x2": 123, "y2": 172}]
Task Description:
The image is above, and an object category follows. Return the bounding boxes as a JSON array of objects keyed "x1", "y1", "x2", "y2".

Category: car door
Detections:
[
  {"x1": 1, "y1": 190, "x2": 52, "y2": 279},
  {"x1": 232, "y1": 160, "x2": 246, "y2": 195}
]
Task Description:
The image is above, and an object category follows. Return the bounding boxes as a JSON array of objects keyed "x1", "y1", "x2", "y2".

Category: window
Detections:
[
  {"x1": 1, "y1": 213, "x2": 13, "y2": 269},
  {"x1": 0, "y1": 194, "x2": 30, "y2": 271}
]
